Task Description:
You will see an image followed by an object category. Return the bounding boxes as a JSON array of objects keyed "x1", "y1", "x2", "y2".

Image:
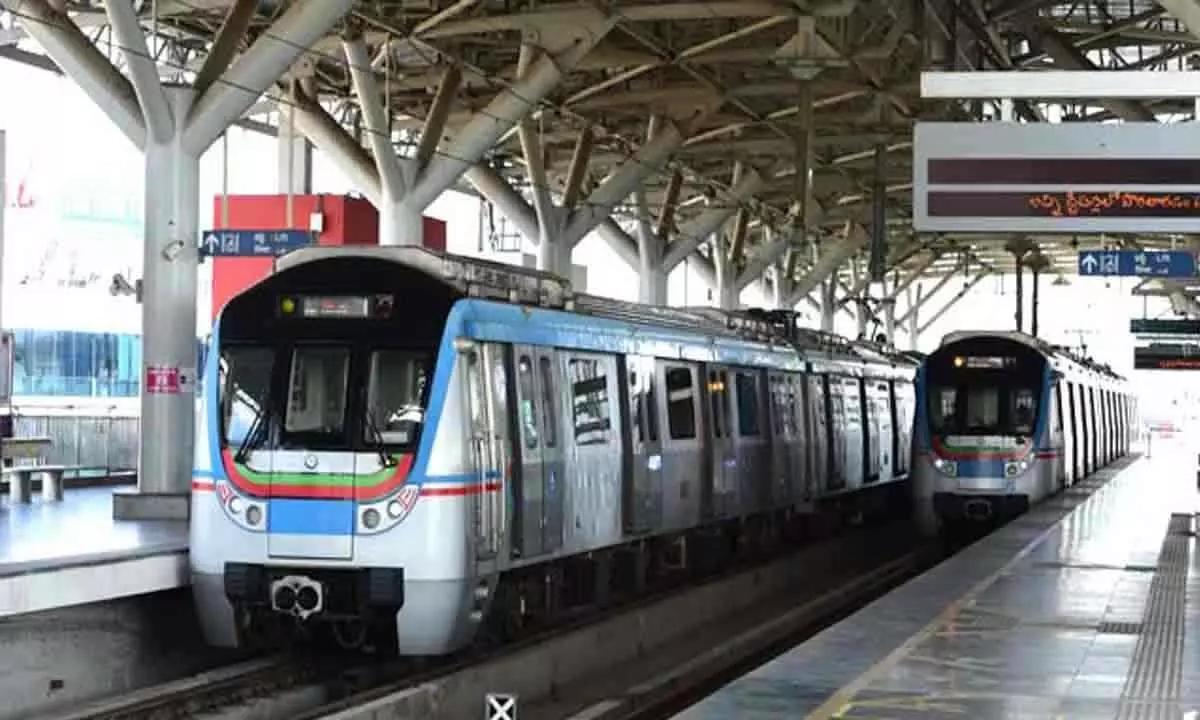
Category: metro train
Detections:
[
  {"x1": 911, "y1": 330, "x2": 1136, "y2": 536},
  {"x1": 190, "y1": 246, "x2": 921, "y2": 656}
]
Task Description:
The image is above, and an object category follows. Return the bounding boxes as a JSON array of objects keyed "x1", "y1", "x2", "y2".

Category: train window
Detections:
[
  {"x1": 1012, "y1": 388, "x2": 1035, "y2": 434},
  {"x1": 517, "y1": 355, "x2": 538, "y2": 450},
  {"x1": 568, "y1": 357, "x2": 612, "y2": 446},
  {"x1": 364, "y1": 350, "x2": 430, "y2": 446},
  {"x1": 284, "y1": 346, "x2": 350, "y2": 435},
  {"x1": 538, "y1": 356, "x2": 557, "y2": 448},
  {"x1": 708, "y1": 369, "x2": 730, "y2": 438},
  {"x1": 665, "y1": 366, "x2": 697, "y2": 440},
  {"x1": 934, "y1": 388, "x2": 956, "y2": 430},
  {"x1": 735, "y1": 372, "x2": 761, "y2": 437},
  {"x1": 219, "y1": 346, "x2": 273, "y2": 448},
  {"x1": 630, "y1": 362, "x2": 659, "y2": 445}
]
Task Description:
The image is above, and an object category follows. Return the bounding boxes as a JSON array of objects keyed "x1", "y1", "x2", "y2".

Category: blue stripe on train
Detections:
[{"x1": 267, "y1": 498, "x2": 354, "y2": 536}]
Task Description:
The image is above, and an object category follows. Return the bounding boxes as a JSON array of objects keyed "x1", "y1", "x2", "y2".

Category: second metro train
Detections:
[
  {"x1": 190, "y1": 246, "x2": 920, "y2": 656},
  {"x1": 912, "y1": 330, "x2": 1136, "y2": 536}
]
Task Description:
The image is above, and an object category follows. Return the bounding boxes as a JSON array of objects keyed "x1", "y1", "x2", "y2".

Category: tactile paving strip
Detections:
[{"x1": 1114, "y1": 513, "x2": 1193, "y2": 720}]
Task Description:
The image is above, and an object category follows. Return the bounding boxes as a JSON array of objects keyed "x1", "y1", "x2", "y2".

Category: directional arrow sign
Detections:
[
  {"x1": 1077, "y1": 249, "x2": 1198, "y2": 278},
  {"x1": 199, "y1": 229, "x2": 312, "y2": 258}
]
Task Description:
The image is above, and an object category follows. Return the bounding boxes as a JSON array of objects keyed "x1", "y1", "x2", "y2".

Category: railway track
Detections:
[{"x1": 37, "y1": 519, "x2": 930, "y2": 720}]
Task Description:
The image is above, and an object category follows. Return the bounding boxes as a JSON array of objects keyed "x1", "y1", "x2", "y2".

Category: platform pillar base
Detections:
[{"x1": 112, "y1": 488, "x2": 190, "y2": 521}]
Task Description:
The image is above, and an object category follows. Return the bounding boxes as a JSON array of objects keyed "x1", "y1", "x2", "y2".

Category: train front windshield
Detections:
[
  {"x1": 925, "y1": 340, "x2": 1046, "y2": 439},
  {"x1": 215, "y1": 257, "x2": 457, "y2": 457}
]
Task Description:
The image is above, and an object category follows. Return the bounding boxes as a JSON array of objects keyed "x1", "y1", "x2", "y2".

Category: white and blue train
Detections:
[
  {"x1": 911, "y1": 330, "x2": 1137, "y2": 536},
  {"x1": 190, "y1": 246, "x2": 921, "y2": 655}
]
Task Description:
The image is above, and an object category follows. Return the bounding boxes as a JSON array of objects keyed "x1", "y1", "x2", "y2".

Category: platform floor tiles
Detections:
[
  {"x1": 0, "y1": 486, "x2": 188, "y2": 617},
  {"x1": 674, "y1": 451, "x2": 1200, "y2": 719}
]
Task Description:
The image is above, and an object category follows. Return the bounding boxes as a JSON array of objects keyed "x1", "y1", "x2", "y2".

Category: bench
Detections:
[{"x1": 4, "y1": 465, "x2": 67, "y2": 504}]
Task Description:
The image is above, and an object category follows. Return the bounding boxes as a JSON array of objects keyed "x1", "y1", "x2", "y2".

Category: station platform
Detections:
[
  {"x1": 673, "y1": 451, "x2": 1200, "y2": 719},
  {"x1": 0, "y1": 486, "x2": 188, "y2": 617}
]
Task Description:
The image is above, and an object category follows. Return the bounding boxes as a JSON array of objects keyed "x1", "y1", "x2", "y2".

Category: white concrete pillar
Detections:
[
  {"x1": 907, "y1": 284, "x2": 922, "y2": 351},
  {"x1": 772, "y1": 264, "x2": 792, "y2": 310},
  {"x1": 536, "y1": 207, "x2": 570, "y2": 276},
  {"x1": 115, "y1": 85, "x2": 201, "y2": 520},
  {"x1": 380, "y1": 195, "x2": 426, "y2": 247},
  {"x1": 277, "y1": 103, "x2": 312, "y2": 194},
  {"x1": 820, "y1": 279, "x2": 836, "y2": 332},
  {"x1": 882, "y1": 297, "x2": 896, "y2": 345}
]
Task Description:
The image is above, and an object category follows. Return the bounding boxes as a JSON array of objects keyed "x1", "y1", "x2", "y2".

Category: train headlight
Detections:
[
  {"x1": 362, "y1": 508, "x2": 381, "y2": 530},
  {"x1": 246, "y1": 504, "x2": 263, "y2": 527},
  {"x1": 1004, "y1": 460, "x2": 1029, "y2": 477},
  {"x1": 228, "y1": 496, "x2": 243, "y2": 514},
  {"x1": 387, "y1": 499, "x2": 403, "y2": 519},
  {"x1": 932, "y1": 456, "x2": 957, "y2": 477}
]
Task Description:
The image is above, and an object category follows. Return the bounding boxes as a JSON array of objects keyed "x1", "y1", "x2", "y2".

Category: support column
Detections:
[
  {"x1": 1006, "y1": 236, "x2": 1033, "y2": 333},
  {"x1": 114, "y1": 85, "x2": 201, "y2": 520},
  {"x1": 713, "y1": 231, "x2": 737, "y2": 310},
  {"x1": 773, "y1": 258, "x2": 793, "y2": 310},
  {"x1": 882, "y1": 296, "x2": 896, "y2": 346},
  {"x1": 635, "y1": 185, "x2": 667, "y2": 305},
  {"x1": 820, "y1": 279, "x2": 836, "y2": 332},
  {"x1": 277, "y1": 101, "x2": 313, "y2": 195},
  {"x1": 1026, "y1": 249, "x2": 1049, "y2": 338},
  {"x1": 907, "y1": 284, "x2": 922, "y2": 351}
]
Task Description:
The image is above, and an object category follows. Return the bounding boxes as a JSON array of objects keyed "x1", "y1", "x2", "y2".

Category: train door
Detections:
[
  {"x1": 659, "y1": 362, "x2": 706, "y2": 529},
  {"x1": 1065, "y1": 383, "x2": 1079, "y2": 482},
  {"x1": 791, "y1": 375, "x2": 810, "y2": 504},
  {"x1": 1080, "y1": 385, "x2": 1093, "y2": 476},
  {"x1": 624, "y1": 355, "x2": 662, "y2": 535},
  {"x1": 871, "y1": 381, "x2": 893, "y2": 483},
  {"x1": 270, "y1": 345, "x2": 354, "y2": 560},
  {"x1": 767, "y1": 374, "x2": 792, "y2": 509},
  {"x1": 705, "y1": 366, "x2": 736, "y2": 518},
  {"x1": 841, "y1": 377, "x2": 864, "y2": 491},
  {"x1": 807, "y1": 375, "x2": 829, "y2": 496},
  {"x1": 462, "y1": 343, "x2": 509, "y2": 561},
  {"x1": 1053, "y1": 381, "x2": 1069, "y2": 489},
  {"x1": 511, "y1": 346, "x2": 564, "y2": 558},
  {"x1": 732, "y1": 369, "x2": 769, "y2": 514}
]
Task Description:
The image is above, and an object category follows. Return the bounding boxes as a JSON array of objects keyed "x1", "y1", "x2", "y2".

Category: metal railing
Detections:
[{"x1": 10, "y1": 408, "x2": 138, "y2": 477}]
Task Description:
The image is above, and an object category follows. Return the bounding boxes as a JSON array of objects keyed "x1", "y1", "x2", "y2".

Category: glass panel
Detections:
[
  {"x1": 220, "y1": 346, "x2": 274, "y2": 448},
  {"x1": 284, "y1": 346, "x2": 350, "y2": 434},
  {"x1": 568, "y1": 357, "x2": 612, "y2": 446},
  {"x1": 666, "y1": 366, "x2": 696, "y2": 440},
  {"x1": 364, "y1": 350, "x2": 430, "y2": 447}
]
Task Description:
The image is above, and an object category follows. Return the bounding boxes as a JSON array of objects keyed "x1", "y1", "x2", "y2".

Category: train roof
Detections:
[
  {"x1": 271, "y1": 245, "x2": 911, "y2": 368},
  {"x1": 937, "y1": 330, "x2": 1125, "y2": 382}
]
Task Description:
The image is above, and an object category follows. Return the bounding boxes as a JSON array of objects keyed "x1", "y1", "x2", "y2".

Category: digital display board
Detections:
[
  {"x1": 1130, "y1": 319, "x2": 1200, "y2": 335},
  {"x1": 280, "y1": 294, "x2": 395, "y2": 319},
  {"x1": 1133, "y1": 345, "x2": 1200, "y2": 370},
  {"x1": 913, "y1": 123, "x2": 1200, "y2": 233}
]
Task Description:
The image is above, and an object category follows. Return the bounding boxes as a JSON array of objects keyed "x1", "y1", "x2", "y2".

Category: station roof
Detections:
[{"x1": 1, "y1": 0, "x2": 1196, "y2": 293}]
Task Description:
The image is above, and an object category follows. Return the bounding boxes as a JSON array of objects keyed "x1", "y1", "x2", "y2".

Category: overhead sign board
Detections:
[
  {"x1": 913, "y1": 122, "x2": 1200, "y2": 233},
  {"x1": 200, "y1": 229, "x2": 312, "y2": 258},
  {"x1": 1130, "y1": 318, "x2": 1200, "y2": 335},
  {"x1": 1077, "y1": 249, "x2": 1198, "y2": 278},
  {"x1": 1134, "y1": 344, "x2": 1200, "y2": 370}
]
